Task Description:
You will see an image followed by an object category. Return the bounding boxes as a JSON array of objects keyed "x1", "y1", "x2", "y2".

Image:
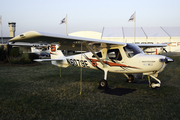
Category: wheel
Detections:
[
  {"x1": 151, "y1": 83, "x2": 160, "y2": 88},
  {"x1": 127, "y1": 75, "x2": 134, "y2": 83},
  {"x1": 99, "y1": 79, "x2": 108, "y2": 88}
]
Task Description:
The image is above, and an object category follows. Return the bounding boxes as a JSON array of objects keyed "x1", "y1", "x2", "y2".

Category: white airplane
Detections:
[
  {"x1": 137, "y1": 43, "x2": 169, "y2": 55},
  {"x1": 9, "y1": 31, "x2": 174, "y2": 89},
  {"x1": 9, "y1": 42, "x2": 50, "y2": 58}
]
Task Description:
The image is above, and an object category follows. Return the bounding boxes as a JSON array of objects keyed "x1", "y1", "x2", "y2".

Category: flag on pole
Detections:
[
  {"x1": 59, "y1": 15, "x2": 68, "y2": 35},
  {"x1": 128, "y1": 12, "x2": 136, "y2": 22},
  {"x1": 60, "y1": 16, "x2": 66, "y2": 24}
]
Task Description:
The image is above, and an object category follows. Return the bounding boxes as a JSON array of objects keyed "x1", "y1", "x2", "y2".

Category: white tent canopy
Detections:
[
  {"x1": 102, "y1": 27, "x2": 180, "y2": 52},
  {"x1": 102, "y1": 27, "x2": 180, "y2": 38}
]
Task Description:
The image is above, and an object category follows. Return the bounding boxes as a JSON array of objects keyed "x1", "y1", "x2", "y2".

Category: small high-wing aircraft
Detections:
[
  {"x1": 9, "y1": 31, "x2": 173, "y2": 89},
  {"x1": 9, "y1": 42, "x2": 50, "y2": 58},
  {"x1": 137, "y1": 43, "x2": 170, "y2": 55}
]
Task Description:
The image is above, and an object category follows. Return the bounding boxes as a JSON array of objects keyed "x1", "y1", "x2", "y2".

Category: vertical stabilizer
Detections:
[
  {"x1": 50, "y1": 44, "x2": 69, "y2": 68},
  {"x1": 50, "y1": 44, "x2": 64, "y2": 59}
]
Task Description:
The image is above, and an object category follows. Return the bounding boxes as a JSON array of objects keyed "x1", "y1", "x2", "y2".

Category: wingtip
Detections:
[
  {"x1": 34, "y1": 59, "x2": 43, "y2": 62},
  {"x1": 9, "y1": 31, "x2": 41, "y2": 42}
]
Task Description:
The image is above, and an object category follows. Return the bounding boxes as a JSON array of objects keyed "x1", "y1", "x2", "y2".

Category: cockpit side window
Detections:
[
  {"x1": 123, "y1": 43, "x2": 143, "y2": 58},
  {"x1": 107, "y1": 49, "x2": 122, "y2": 61},
  {"x1": 92, "y1": 52, "x2": 102, "y2": 58}
]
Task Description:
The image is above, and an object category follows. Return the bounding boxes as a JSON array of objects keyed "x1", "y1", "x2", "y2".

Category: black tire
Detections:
[
  {"x1": 99, "y1": 79, "x2": 108, "y2": 88},
  {"x1": 127, "y1": 75, "x2": 134, "y2": 83}
]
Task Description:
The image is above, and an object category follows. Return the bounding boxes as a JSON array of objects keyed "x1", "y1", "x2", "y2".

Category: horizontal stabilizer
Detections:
[{"x1": 34, "y1": 59, "x2": 64, "y2": 62}]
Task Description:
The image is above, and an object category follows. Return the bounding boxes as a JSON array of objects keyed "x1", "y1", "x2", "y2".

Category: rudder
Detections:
[{"x1": 50, "y1": 44, "x2": 69, "y2": 68}]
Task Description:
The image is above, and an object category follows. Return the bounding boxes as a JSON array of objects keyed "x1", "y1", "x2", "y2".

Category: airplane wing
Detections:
[
  {"x1": 137, "y1": 43, "x2": 167, "y2": 51},
  {"x1": 137, "y1": 43, "x2": 169, "y2": 54},
  {"x1": 9, "y1": 42, "x2": 48, "y2": 47},
  {"x1": 9, "y1": 31, "x2": 126, "y2": 51},
  {"x1": 137, "y1": 44, "x2": 167, "y2": 48}
]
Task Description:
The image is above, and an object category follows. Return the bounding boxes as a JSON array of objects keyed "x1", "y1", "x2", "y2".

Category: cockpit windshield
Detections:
[{"x1": 123, "y1": 43, "x2": 144, "y2": 58}]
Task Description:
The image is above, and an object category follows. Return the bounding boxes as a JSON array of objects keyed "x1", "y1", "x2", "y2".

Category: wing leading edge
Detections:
[
  {"x1": 137, "y1": 44, "x2": 167, "y2": 48},
  {"x1": 9, "y1": 31, "x2": 126, "y2": 51}
]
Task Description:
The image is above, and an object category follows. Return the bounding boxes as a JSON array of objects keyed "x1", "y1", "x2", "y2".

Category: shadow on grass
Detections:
[
  {"x1": 101, "y1": 88, "x2": 136, "y2": 96},
  {"x1": 135, "y1": 79, "x2": 158, "y2": 84}
]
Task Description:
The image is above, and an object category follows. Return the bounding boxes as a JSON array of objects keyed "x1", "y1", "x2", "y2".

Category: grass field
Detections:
[{"x1": 0, "y1": 56, "x2": 180, "y2": 120}]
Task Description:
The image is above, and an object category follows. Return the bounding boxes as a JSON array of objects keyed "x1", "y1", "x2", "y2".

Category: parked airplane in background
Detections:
[
  {"x1": 9, "y1": 42, "x2": 50, "y2": 58},
  {"x1": 137, "y1": 43, "x2": 169, "y2": 55},
  {"x1": 9, "y1": 31, "x2": 173, "y2": 89}
]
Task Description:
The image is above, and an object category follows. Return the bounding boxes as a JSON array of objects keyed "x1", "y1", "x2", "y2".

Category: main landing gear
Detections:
[
  {"x1": 98, "y1": 79, "x2": 108, "y2": 89},
  {"x1": 98, "y1": 69, "x2": 161, "y2": 89},
  {"x1": 124, "y1": 73, "x2": 161, "y2": 89},
  {"x1": 98, "y1": 69, "x2": 110, "y2": 89},
  {"x1": 123, "y1": 73, "x2": 135, "y2": 83}
]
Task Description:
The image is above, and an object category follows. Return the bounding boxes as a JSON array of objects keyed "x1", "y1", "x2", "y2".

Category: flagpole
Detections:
[
  {"x1": 0, "y1": 16, "x2": 3, "y2": 44},
  {"x1": 60, "y1": 15, "x2": 67, "y2": 35},
  {"x1": 128, "y1": 12, "x2": 136, "y2": 43},
  {"x1": 134, "y1": 11, "x2": 136, "y2": 43},
  {"x1": 66, "y1": 14, "x2": 67, "y2": 35}
]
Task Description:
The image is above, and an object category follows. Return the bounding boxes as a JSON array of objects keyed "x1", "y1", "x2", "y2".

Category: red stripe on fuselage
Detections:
[{"x1": 88, "y1": 58, "x2": 140, "y2": 69}]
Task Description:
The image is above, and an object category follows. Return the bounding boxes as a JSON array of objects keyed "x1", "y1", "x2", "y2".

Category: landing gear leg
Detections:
[
  {"x1": 148, "y1": 76, "x2": 151, "y2": 88},
  {"x1": 124, "y1": 73, "x2": 134, "y2": 83},
  {"x1": 98, "y1": 69, "x2": 109, "y2": 89}
]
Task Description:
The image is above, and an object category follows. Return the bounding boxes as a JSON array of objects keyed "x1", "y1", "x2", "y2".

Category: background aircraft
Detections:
[{"x1": 9, "y1": 42, "x2": 50, "y2": 58}]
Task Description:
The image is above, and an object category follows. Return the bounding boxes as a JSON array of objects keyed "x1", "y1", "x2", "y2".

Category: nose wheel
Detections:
[
  {"x1": 151, "y1": 83, "x2": 161, "y2": 88},
  {"x1": 148, "y1": 75, "x2": 161, "y2": 89}
]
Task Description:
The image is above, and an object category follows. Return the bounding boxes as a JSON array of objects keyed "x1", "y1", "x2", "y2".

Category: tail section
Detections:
[
  {"x1": 50, "y1": 44, "x2": 69, "y2": 68},
  {"x1": 50, "y1": 44, "x2": 64, "y2": 59}
]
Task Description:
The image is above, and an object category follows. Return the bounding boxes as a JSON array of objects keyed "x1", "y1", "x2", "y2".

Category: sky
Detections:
[{"x1": 0, "y1": 0, "x2": 180, "y2": 37}]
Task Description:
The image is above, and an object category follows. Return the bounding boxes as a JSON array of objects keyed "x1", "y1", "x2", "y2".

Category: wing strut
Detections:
[{"x1": 84, "y1": 43, "x2": 105, "y2": 67}]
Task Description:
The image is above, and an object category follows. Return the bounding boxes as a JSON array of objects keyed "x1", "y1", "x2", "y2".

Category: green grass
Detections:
[{"x1": 0, "y1": 56, "x2": 180, "y2": 120}]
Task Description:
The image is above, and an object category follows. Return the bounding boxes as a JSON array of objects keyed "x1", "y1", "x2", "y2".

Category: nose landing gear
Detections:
[
  {"x1": 151, "y1": 83, "x2": 161, "y2": 88},
  {"x1": 148, "y1": 75, "x2": 161, "y2": 89}
]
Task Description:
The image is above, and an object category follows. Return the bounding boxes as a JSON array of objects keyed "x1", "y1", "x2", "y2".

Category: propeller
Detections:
[{"x1": 162, "y1": 47, "x2": 167, "y2": 53}]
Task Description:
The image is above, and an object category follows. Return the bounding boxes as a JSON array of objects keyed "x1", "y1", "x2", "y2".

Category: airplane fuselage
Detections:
[
  {"x1": 54, "y1": 44, "x2": 167, "y2": 76},
  {"x1": 64, "y1": 53, "x2": 166, "y2": 74}
]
